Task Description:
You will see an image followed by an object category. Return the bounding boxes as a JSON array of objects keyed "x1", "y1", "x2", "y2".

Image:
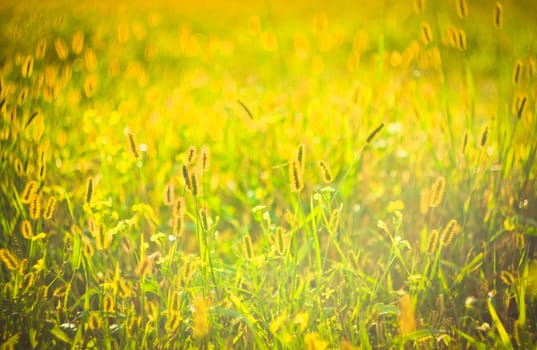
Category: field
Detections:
[{"x1": 1, "y1": 0, "x2": 537, "y2": 348}]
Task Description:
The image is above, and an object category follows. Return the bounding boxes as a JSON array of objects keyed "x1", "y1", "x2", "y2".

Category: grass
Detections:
[{"x1": 1, "y1": 0, "x2": 537, "y2": 348}]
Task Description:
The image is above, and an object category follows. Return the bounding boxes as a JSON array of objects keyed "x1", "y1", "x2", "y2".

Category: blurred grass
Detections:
[{"x1": 1, "y1": 0, "x2": 536, "y2": 348}]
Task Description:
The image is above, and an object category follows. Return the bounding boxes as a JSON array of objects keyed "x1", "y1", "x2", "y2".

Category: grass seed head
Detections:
[
  {"x1": 43, "y1": 196, "x2": 57, "y2": 220},
  {"x1": 199, "y1": 208, "x2": 209, "y2": 231},
  {"x1": 21, "y1": 180, "x2": 38, "y2": 204},
  {"x1": 126, "y1": 132, "x2": 140, "y2": 158},
  {"x1": 103, "y1": 294, "x2": 115, "y2": 312},
  {"x1": 191, "y1": 172, "x2": 199, "y2": 196},
  {"x1": 513, "y1": 60, "x2": 523, "y2": 85},
  {"x1": 274, "y1": 226, "x2": 289, "y2": 256},
  {"x1": 172, "y1": 215, "x2": 184, "y2": 237},
  {"x1": 200, "y1": 145, "x2": 210, "y2": 172},
  {"x1": 494, "y1": 2, "x2": 503, "y2": 29},
  {"x1": 429, "y1": 176, "x2": 446, "y2": 208},
  {"x1": 480, "y1": 126, "x2": 488, "y2": 147},
  {"x1": 29, "y1": 192, "x2": 42, "y2": 220},
  {"x1": 242, "y1": 234, "x2": 254, "y2": 260},
  {"x1": 186, "y1": 146, "x2": 197, "y2": 165},
  {"x1": 84, "y1": 75, "x2": 98, "y2": 98},
  {"x1": 413, "y1": 0, "x2": 425, "y2": 14},
  {"x1": 500, "y1": 270, "x2": 515, "y2": 286},
  {"x1": 37, "y1": 161, "x2": 46, "y2": 180},
  {"x1": 164, "y1": 182, "x2": 175, "y2": 205},
  {"x1": 516, "y1": 94, "x2": 527, "y2": 119},
  {"x1": 440, "y1": 219, "x2": 461, "y2": 246},
  {"x1": 289, "y1": 159, "x2": 304, "y2": 193},
  {"x1": 0, "y1": 248, "x2": 20, "y2": 271},
  {"x1": 85, "y1": 49, "x2": 97, "y2": 71},
  {"x1": 420, "y1": 188, "x2": 430, "y2": 214},
  {"x1": 426, "y1": 229, "x2": 439, "y2": 254},
  {"x1": 36, "y1": 39, "x2": 47, "y2": 60},
  {"x1": 456, "y1": 0, "x2": 468, "y2": 19},
  {"x1": 21, "y1": 220, "x2": 33, "y2": 239},
  {"x1": 173, "y1": 196, "x2": 186, "y2": 219},
  {"x1": 296, "y1": 144, "x2": 305, "y2": 171},
  {"x1": 54, "y1": 38, "x2": 69, "y2": 61},
  {"x1": 182, "y1": 164, "x2": 191, "y2": 191},
  {"x1": 85, "y1": 177, "x2": 93, "y2": 204},
  {"x1": 319, "y1": 160, "x2": 333, "y2": 183},
  {"x1": 22, "y1": 55, "x2": 34, "y2": 78},
  {"x1": 457, "y1": 29, "x2": 467, "y2": 51},
  {"x1": 366, "y1": 123, "x2": 384, "y2": 143},
  {"x1": 72, "y1": 31, "x2": 84, "y2": 55},
  {"x1": 421, "y1": 22, "x2": 433, "y2": 45},
  {"x1": 135, "y1": 256, "x2": 154, "y2": 276}
]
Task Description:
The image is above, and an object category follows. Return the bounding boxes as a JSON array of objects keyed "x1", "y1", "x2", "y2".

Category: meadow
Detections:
[{"x1": 1, "y1": 0, "x2": 536, "y2": 348}]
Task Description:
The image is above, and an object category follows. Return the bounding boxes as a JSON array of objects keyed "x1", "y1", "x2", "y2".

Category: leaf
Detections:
[
  {"x1": 50, "y1": 325, "x2": 71, "y2": 344},
  {"x1": 0, "y1": 334, "x2": 20, "y2": 349},
  {"x1": 373, "y1": 302, "x2": 398, "y2": 315},
  {"x1": 487, "y1": 299, "x2": 513, "y2": 349}
]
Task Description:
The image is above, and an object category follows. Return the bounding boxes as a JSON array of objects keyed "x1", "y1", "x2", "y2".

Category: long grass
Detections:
[{"x1": 1, "y1": 0, "x2": 536, "y2": 348}]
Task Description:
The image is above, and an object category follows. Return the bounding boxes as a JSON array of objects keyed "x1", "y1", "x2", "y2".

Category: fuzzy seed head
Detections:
[
  {"x1": 54, "y1": 38, "x2": 69, "y2": 61},
  {"x1": 21, "y1": 180, "x2": 38, "y2": 204},
  {"x1": 22, "y1": 55, "x2": 34, "y2": 78},
  {"x1": 457, "y1": 30, "x2": 467, "y2": 51},
  {"x1": 366, "y1": 123, "x2": 385, "y2": 143},
  {"x1": 494, "y1": 2, "x2": 503, "y2": 29},
  {"x1": 127, "y1": 132, "x2": 140, "y2": 158},
  {"x1": 480, "y1": 126, "x2": 488, "y2": 147},
  {"x1": 274, "y1": 226, "x2": 288, "y2": 256},
  {"x1": 36, "y1": 39, "x2": 47, "y2": 60},
  {"x1": 29, "y1": 192, "x2": 42, "y2": 220},
  {"x1": 440, "y1": 219, "x2": 461, "y2": 246},
  {"x1": 164, "y1": 182, "x2": 175, "y2": 205},
  {"x1": 413, "y1": 0, "x2": 425, "y2": 14},
  {"x1": 456, "y1": 0, "x2": 468, "y2": 19},
  {"x1": 191, "y1": 172, "x2": 199, "y2": 196},
  {"x1": 296, "y1": 144, "x2": 305, "y2": 171},
  {"x1": 135, "y1": 256, "x2": 153, "y2": 276},
  {"x1": 516, "y1": 95, "x2": 527, "y2": 119},
  {"x1": 0, "y1": 248, "x2": 20, "y2": 271},
  {"x1": 319, "y1": 160, "x2": 333, "y2": 183},
  {"x1": 289, "y1": 159, "x2": 304, "y2": 193},
  {"x1": 420, "y1": 188, "x2": 430, "y2": 214},
  {"x1": 242, "y1": 234, "x2": 254, "y2": 260},
  {"x1": 84, "y1": 75, "x2": 98, "y2": 98},
  {"x1": 21, "y1": 220, "x2": 33, "y2": 239},
  {"x1": 200, "y1": 145, "x2": 210, "y2": 172},
  {"x1": 199, "y1": 208, "x2": 209, "y2": 232},
  {"x1": 85, "y1": 178, "x2": 93, "y2": 204},
  {"x1": 500, "y1": 270, "x2": 515, "y2": 286},
  {"x1": 186, "y1": 146, "x2": 197, "y2": 165},
  {"x1": 43, "y1": 196, "x2": 57, "y2": 220},
  {"x1": 429, "y1": 176, "x2": 446, "y2": 208},
  {"x1": 513, "y1": 60, "x2": 523, "y2": 85},
  {"x1": 421, "y1": 22, "x2": 433, "y2": 45},
  {"x1": 72, "y1": 31, "x2": 84, "y2": 55},
  {"x1": 182, "y1": 165, "x2": 191, "y2": 191},
  {"x1": 172, "y1": 215, "x2": 184, "y2": 237},
  {"x1": 426, "y1": 229, "x2": 439, "y2": 254},
  {"x1": 173, "y1": 197, "x2": 185, "y2": 219}
]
